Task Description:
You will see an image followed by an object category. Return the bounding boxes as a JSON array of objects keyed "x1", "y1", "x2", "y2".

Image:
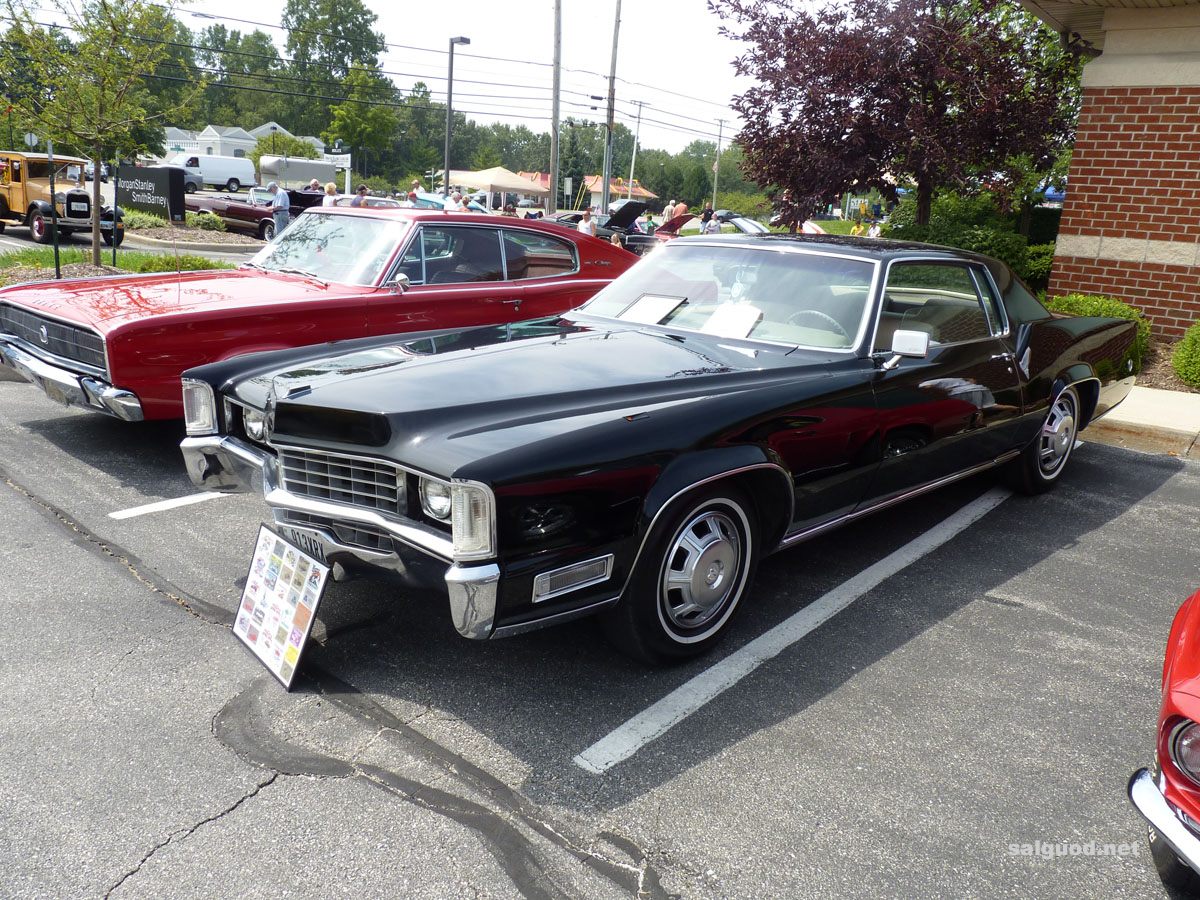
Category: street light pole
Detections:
[
  {"x1": 444, "y1": 36, "x2": 470, "y2": 196},
  {"x1": 600, "y1": 0, "x2": 621, "y2": 215},
  {"x1": 627, "y1": 100, "x2": 648, "y2": 200},
  {"x1": 712, "y1": 119, "x2": 726, "y2": 210}
]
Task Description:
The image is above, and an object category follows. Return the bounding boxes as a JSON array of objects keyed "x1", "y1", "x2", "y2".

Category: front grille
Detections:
[
  {"x1": 279, "y1": 511, "x2": 394, "y2": 554},
  {"x1": 64, "y1": 191, "x2": 91, "y2": 219},
  {"x1": 277, "y1": 447, "x2": 405, "y2": 515},
  {"x1": 0, "y1": 303, "x2": 106, "y2": 370}
]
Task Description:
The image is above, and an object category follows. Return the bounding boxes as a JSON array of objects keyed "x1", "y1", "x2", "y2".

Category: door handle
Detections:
[{"x1": 503, "y1": 298, "x2": 522, "y2": 307}]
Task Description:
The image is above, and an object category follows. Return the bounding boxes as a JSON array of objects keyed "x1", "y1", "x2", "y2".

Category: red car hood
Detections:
[
  {"x1": 0, "y1": 268, "x2": 370, "y2": 332},
  {"x1": 656, "y1": 212, "x2": 697, "y2": 236}
]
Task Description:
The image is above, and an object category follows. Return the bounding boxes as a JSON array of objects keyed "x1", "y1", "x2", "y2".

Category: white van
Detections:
[
  {"x1": 258, "y1": 155, "x2": 336, "y2": 187},
  {"x1": 169, "y1": 154, "x2": 257, "y2": 192}
]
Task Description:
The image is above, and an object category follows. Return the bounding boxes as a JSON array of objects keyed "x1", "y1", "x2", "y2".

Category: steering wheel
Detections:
[{"x1": 787, "y1": 309, "x2": 850, "y2": 339}]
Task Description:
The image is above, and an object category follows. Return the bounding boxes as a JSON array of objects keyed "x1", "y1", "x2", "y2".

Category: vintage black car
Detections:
[{"x1": 179, "y1": 235, "x2": 1138, "y2": 663}]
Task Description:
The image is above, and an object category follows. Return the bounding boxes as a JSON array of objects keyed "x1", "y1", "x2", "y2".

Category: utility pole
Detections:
[
  {"x1": 600, "y1": 0, "x2": 621, "y2": 215},
  {"x1": 627, "y1": 100, "x2": 648, "y2": 200},
  {"x1": 549, "y1": 0, "x2": 561, "y2": 214},
  {"x1": 712, "y1": 118, "x2": 726, "y2": 210}
]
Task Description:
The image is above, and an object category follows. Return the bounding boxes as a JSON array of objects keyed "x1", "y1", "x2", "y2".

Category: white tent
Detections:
[{"x1": 447, "y1": 166, "x2": 549, "y2": 195}]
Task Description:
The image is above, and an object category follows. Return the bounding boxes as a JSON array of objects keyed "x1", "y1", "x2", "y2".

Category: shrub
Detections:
[
  {"x1": 1044, "y1": 292, "x2": 1150, "y2": 372},
  {"x1": 122, "y1": 210, "x2": 167, "y2": 229},
  {"x1": 132, "y1": 254, "x2": 231, "y2": 273},
  {"x1": 1173, "y1": 323, "x2": 1200, "y2": 388},
  {"x1": 884, "y1": 222, "x2": 1030, "y2": 275},
  {"x1": 1022, "y1": 243, "x2": 1056, "y2": 292},
  {"x1": 185, "y1": 211, "x2": 225, "y2": 231}
]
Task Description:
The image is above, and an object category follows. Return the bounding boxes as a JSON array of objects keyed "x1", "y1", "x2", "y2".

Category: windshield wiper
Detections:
[
  {"x1": 272, "y1": 267, "x2": 328, "y2": 287},
  {"x1": 239, "y1": 261, "x2": 267, "y2": 271}
]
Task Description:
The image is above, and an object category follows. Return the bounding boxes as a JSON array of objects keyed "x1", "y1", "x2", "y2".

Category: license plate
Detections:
[
  {"x1": 278, "y1": 525, "x2": 327, "y2": 564},
  {"x1": 69, "y1": 202, "x2": 87, "y2": 214}
]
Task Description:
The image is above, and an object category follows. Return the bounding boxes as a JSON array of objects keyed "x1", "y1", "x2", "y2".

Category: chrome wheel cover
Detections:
[
  {"x1": 658, "y1": 502, "x2": 750, "y2": 642},
  {"x1": 1039, "y1": 389, "x2": 1078, "y2": 479}
]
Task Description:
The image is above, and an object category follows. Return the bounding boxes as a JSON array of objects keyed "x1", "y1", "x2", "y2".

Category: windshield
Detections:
[
  {"x1": 577, "y1": 243, "x2": 876, "y2": 349},
  {"x1": 245, "y1": 211, "x2": 411, "y2": 286}
]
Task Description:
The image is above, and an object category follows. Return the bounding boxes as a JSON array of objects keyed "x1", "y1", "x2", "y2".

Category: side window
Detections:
[
  {"x1": 502, "y1": 229, "x2": 578, "y2": 280},
  {"x1": 875, "y1": 262, "x2": 993, "y2": 350},
  {"x1": 399, "y1": 226, "x2": 504, "y2": 285}
]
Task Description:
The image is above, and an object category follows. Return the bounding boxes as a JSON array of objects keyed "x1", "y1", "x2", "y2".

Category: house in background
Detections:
[
  {"x1": 1019, "y1": 0, "x2": 1200, "y2": 339},
  {"x1": 159, "y1": 123, "x2": 325, "y2": 163}
]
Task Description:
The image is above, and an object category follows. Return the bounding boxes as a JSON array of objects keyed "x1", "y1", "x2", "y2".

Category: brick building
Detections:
[{"x1": 1020, "y1": 1, "x2": 1200, "y2": 339}]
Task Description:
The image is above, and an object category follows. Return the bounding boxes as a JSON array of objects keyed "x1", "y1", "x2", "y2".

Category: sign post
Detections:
[{"x1": 46, "y1": 138, "x2": 60, "y2": 279}]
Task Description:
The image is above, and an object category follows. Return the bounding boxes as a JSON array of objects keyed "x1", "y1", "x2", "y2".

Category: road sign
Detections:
[{"x1": 23, "y1": 131, "x2": 37, "y2": 148}]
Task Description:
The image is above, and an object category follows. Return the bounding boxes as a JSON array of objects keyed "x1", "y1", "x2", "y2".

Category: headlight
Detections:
[
  {"x1": 182, "y1": 379, "x2": 217, "y2": 435},
  {"x1": 418, "y1": 477, "x2": 452, "y2": 521},
  {"x1": 451, "y1": 481, "x2": 495, "y2": 560},
  {"x1": 242, "y1": 408, "x2": 268, "y2": 442},
  {"x1": 1174, "y1": 721, "x2": 1200, "y2": 785}
]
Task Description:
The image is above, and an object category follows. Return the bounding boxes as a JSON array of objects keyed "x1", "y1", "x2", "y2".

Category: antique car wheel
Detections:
[
  {"x1": 260, "y1": 220, "x2": 275, "y2": 241},
  {"x1": 787, "y1": 309, "x2": 849, "y2": 339},
  {"x1": 1147, "y1": 823, "x2": 1200, "y2": 891},
  {"x1": 102, "y1": 229, "x2": 124, "y2": 247},
  {"x1": 28, "y1": 211, "x2": 51, "y2": 245},
  {"x1": 1007, "y1": 385, "x2": 1079, "y2": 495},
  {"x1": 602, "y1": 486, "x2": 758, "y2": 664},
  {"x1": 226, "y1": 178, "x2": 241, "y2": 192}
]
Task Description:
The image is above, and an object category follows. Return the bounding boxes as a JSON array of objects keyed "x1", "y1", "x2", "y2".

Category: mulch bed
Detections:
[
  {"x1": 126, "y1": 224, "x2": 261, "y2": 246},
  {"x1": 0, "y1": 263, "x2": 124, "y2": 287},
  {"x1": 1137, "y1": 339, "x2": 1197, "y2": 394}
]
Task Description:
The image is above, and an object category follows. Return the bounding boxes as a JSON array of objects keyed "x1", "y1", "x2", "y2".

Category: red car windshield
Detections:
[{"x1": 246, "y1": 212, "x2": 411, "y2": 286}]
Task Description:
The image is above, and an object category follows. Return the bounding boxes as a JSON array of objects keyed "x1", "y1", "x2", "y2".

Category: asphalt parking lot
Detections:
[{"x1": 1, "y1": 370, "x2": 1198, "y2": 899}]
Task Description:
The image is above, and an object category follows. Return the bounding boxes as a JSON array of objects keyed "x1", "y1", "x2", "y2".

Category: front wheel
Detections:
[
  {"x1": 102, "y1": 228, "x2": 123, "y2": 247},
  {"x1": 259, "y1": 219, "x2": 275, "y2": 241},
  {"x1": 1148, "y1": 822, "x2": 1200, "y2": 892},
  {"x1": 184, "y1": 182, "x2": 197, "y2": 194},
  {"x1": 226, "y1": 178, "x2": 241, "y2": 192},
  {"x1": 1007, "y1": 385, "x2": 1079, "y2": 495},
  {"x1": 28, "y1": 211, "x2": 51, "y2": 244},
  {"x1": 601, "y1": 485, "x2": 758, "y2": 664}
]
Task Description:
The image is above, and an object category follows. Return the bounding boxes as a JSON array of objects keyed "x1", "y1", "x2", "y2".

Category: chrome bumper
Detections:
[
  {"x1": 1129, "y1": 767, "x2": 1200, "y2": 873},
  {"x1": 0, "y1": 339, "x2": 143, "y2": 421},
  {"x1": 180, "y1": 433, "x2": 501, "y2": 639}
]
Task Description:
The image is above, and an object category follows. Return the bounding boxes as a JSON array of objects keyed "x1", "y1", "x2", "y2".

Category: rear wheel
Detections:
[
  {"x1": 184, "y1": 182, "x2": 197, "y2": 194},
  {"x1": 601, "y1": 485, "x2": 758, "y2": 664},
  {"x1": 259, "y1": 219, "x2": 275, "y2": 241},
  {"x1": 226, "y1": 178, "x2": 241, "y2": 192},
  {"x1": 28, "y1": 210, "x2": 51, "y2": 244},
  {"x1": 1006, "y1": 386, "x2": 1079, "y2": 495}
]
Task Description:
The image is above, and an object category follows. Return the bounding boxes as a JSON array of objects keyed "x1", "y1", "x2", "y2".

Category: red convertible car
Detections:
[
  {"x1": 1129, "y1": 586, "x2": 1200, "y2": 893},
  {"x1": 0, "y1": 208, "x2": 636, "y2": 420}
]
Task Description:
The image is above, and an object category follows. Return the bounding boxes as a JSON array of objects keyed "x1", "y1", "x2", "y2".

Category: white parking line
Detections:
[
  {"x1": 108, "y1": 492, "x2": 229, "y2": 519},
  {"x1": 573, "y1": 485, "x2": 1012, "y2": 774}
]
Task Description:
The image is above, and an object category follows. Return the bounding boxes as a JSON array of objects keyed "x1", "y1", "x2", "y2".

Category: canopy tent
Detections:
[{"x1": 446, "y1": 166, "x2": 550, "y2": 195}]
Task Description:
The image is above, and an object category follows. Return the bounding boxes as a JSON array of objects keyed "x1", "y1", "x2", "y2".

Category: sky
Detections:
[{"x1": 176, "y1": 0, "x2": 756, "y2": 154}]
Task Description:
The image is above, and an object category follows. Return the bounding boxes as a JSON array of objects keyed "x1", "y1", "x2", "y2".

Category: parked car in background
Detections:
[
  {"x1": 0, "y1": 208, "x2": 635, "y2": 421},
  {"x1": 0, "y1": 152, "x2": 123, "y2": 245},
  {"x1": 548, "y1": 201, "x2": 655, "y2": 255},
  {"x1": 1129, "y1": 585, "x2": 1200, "y2": 894},
  {"x1": 179, "y1": 235, "x2": 1138, "y2": 663},
  {"x1": 169, "y1": 154, "x2": 257, "y2": 192},
  {"x1": 185, "y1": 187, "x2": 324, "y2": 240},
  {"x1": 143, "y1": 164, "x2": 204, "y2": 194},
  {"x1": 84, "y1": 162, "x2": 109, "y2": 183}
]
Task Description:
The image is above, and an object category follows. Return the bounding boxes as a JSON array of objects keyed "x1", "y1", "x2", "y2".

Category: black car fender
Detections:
[
  {"x1": 1051, "y1": 365, "x2": 1102, "y2": 428},
  {"x1": 26, "y1": 199, "x2": 54, "y2": 219},
  {"x1": 639, "y1": 446, "x2": 794, "y2": 551}
]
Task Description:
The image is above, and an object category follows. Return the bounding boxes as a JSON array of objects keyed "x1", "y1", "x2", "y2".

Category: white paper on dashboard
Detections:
[
  {"x1": 699, "y1": 303, "x2": 762, "y2": 338},
  {"x1": 620, "y1": 293, "x2": 687, "y2": 324}
]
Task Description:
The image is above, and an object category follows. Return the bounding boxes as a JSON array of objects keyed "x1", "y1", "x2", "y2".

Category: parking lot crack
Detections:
[
  {"x1": 102, "y1": 772, "x2": 277, "y2": 898},
  {"x1": 2, "y1": 470, "x2": 233, "y2": 626}
]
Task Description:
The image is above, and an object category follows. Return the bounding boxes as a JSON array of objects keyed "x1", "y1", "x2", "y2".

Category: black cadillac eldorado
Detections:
[{"x1": 179, "y1": 235, "x2": 1138, "y2": 663}]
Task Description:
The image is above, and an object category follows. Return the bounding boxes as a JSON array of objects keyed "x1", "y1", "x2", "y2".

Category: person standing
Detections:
[
  {"x1": 577, "y1": 208, "x2": 597, "y2": 237},
  {"x1": 267, "y1": 182, "x2": 290, "y2": 235},
  {"x1": 322, "y1": 182, "x2": 337, "y2": 206},
  {"x1": 700, "y1": 201, "x2": 714, "y2": 229},
  {"x1": 350, "y1": 183, "x2": 369, "y2": 207},
  {"x1": 663, "y1": 199, "x2": 675, "y2": 221}
]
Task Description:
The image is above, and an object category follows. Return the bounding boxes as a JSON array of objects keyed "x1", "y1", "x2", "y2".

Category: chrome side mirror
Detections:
[
  {"x1": 882, "y1": 329, "x2": 930, "y2": 371},
  {"x1": 390, "y1": 273, "x2": 411, "y2": 293}
]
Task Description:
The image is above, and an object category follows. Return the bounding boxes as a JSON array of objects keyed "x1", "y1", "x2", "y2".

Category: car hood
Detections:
[
  {"x1": 604, "y1": 201, "x2": 648, "y2": 230},
  {"x1": 0, "y1": 268, "x2": 369, "y2": 331},
  {"x1": 656, "y1": 212, "x2": 697, "y2": 235},
  {"x1": 251, "y1": 318, "x2": 847, "y2": 476}
]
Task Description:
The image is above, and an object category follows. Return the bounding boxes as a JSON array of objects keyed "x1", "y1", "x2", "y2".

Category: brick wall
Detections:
[{"x1": 1048, "y1": 86, "x2": 1200, "y2": 339}]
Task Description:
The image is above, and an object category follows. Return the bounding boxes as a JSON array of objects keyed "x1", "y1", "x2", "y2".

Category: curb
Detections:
[
  {"x1": 1082, "y1": 385, "x2": 1200, "y2": 458},
  {"x1": 122, "y1": 233, "x2": 261, "y2": 253},
  {"x1": 1084, "y1": 419, "x2": 1198, "y2": 457}
]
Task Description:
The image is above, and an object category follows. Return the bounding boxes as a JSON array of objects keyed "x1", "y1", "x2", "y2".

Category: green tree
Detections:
[
  {"x1": 197, "y1": 26, "x2": 288, "y2": 127},
  {"x1": 282, "y1": 0, "x2": 384, "y2": 135},
  {"x1": 321, "y1": 65, "x2": 398, "y2": 171},
  {"x1": 0, "y1": 0, "x2": 202, "y2": 263}
]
